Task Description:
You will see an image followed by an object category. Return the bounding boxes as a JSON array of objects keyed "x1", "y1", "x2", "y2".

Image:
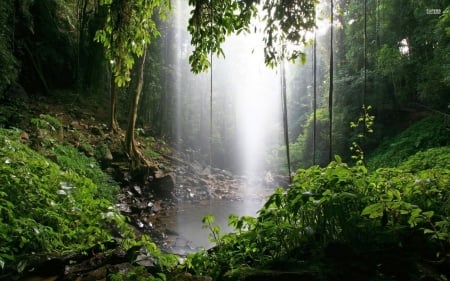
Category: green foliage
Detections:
[
  {"x1": 188, "y1": 0, "x2": 257, "y2": 73},
  {"x1": 184, "y1": 151, "x2": 450, "y2": 280},
  {"x1": 363, "y1": 166, "x2": 450, "y2": 244},
  {"x1": 0, "y1": 129, "x2": 129, "y2": 273},
  {"x1": 188, "y1": 0, "x2": 316, "y2": 73},
  {"x1": 289, "y1": 108, "x2": 330, "y2": 169},
  {"x1": 143, "y1": 136, "x2": 171, "y2": 161},
  {"x1": 349, "y1": 105, "x2": 375, "y2": 166},
  {"x1": 30, "y1": 114, "x2": 64, "y2": 148},
  {"x1": 367, "y1": 114, "x2": 450, "y2": 170},
  {"x1": 28, "y1": 113, "x2": 119, "y2": 207},
  {"x1": 399, "y1": 147, "x2": 450, "y2": 173},
  {"x1": 50, "y1": 144, "x2": 119, "y2": 202},
  {"x1": 95, "y1": 0, "x2": 170, "y2": 88},
  {"x1": 31, "y1": 114, "x2": 63, "y2": 131},
  {"x1": 109, "y1": 236, "x2": 178, "y2": 281}
]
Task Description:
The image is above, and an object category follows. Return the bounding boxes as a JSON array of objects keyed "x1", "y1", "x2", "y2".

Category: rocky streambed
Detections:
[{"x1": 116, "y1": 153, "x2": 289, "y2": 255}]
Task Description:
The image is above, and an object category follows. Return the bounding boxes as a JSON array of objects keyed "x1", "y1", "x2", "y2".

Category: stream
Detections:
[
  {"x1": 158, "y1": 198, "x2": 265, "y2": 254},
  {"x1": 116, "y1": 153, "x2": 289, "y2": 256}
]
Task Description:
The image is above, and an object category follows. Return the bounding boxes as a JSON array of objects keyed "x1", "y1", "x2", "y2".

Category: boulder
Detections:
[{"x1": 150, "y1": 174, "x2": 175, "y2": 199}]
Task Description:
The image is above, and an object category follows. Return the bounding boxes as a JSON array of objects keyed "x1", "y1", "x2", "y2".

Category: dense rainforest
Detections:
[{"x1": 0, "y1": 0, "x2": 449, "y2": 280}]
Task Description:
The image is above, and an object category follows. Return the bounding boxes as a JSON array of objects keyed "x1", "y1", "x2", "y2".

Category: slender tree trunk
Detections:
[
  {"x1": 313, "y1": 29, "x2": 317, "y2": 166},
  {"x1": 110, "y1": 74, "x2": 119, "y2": 132},
  {"x1": 281, "y1": 60, "x2": 291, "y2": 182},
  {"x1": 328, "y1": 0, "x2": 334, "y2": 163},
  {"x1": 312, "y1": 3, "x2": 317, "y2": 166},
  {"x1": 126, "y1": 49, "x2": 147, "y2": 166},
  {"x1": 363, "y1": 0, "x2": 367, "y2": 112}
]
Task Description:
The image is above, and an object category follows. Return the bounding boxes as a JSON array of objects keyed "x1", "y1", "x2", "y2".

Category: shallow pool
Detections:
[{"x1": 158, "y1": 198, "x2": 266, "y2": 254}]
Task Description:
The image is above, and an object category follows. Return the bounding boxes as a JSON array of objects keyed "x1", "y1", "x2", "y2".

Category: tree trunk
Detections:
[
  {"x1": 281, "y1": 60, "x2": 291, "y2": 182},
  {"x1": 313, "y1": 28, "x2": 317, "y2": 166},
  {"x1": 328, "y1": 0, "x2": 334, "y2": 163},
  {"x1": 126, "y1": 49, "x2": 148, "y2": 170},
  {"x1": 110, "y1": 76, "x2": 119, "y2": 132}
]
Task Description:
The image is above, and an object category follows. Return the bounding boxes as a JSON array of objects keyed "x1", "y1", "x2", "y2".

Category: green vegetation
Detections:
[
  {"x1": 50, "y1": 144, "x2": 119, "y2": 201},
  {"x1": 0, "y1": 0, "x2": 449, "y2": 280},
  {"x1": 367, "y1": 114, "x2": 450, "y2": 170},
  {"x1": 182, "y1": 111, "x2": 450, "y2": 280},
  {"x1": 0, "y1": 129, "x2": 117, "y2": 270},
  {"x1": 0, "y1": 127, "x2": 177, "y2": 277},
  {"x1": 184, "y1": 154, "x2": 449, "y2": 280}
]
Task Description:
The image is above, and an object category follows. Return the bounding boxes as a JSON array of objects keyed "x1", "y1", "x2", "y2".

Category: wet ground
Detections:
[{"x1": 116, "y1": 153, "x2": 288, "y2": 256}]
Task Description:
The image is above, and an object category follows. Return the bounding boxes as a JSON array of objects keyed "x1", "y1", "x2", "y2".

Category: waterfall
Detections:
[
  {"x1": 159, "y1": 0, "x2": 283, "y2": 251},
  {"x1": 168, "y1": 0, "x2": 281, "y2": 188}
]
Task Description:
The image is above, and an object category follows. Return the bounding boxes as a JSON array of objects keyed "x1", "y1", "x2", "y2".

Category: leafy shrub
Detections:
[
  {"x1": 185, "y1": 155, "x2": 450, "y2": 280},
  {"x1": 30, "y1": 113, "x2": 118, "y2": 201},
  {"x1": 30, "y1": 114, "x2": 64, "y2": 147},
  {"x1": 0, "y1": 129, "x2": 126, "y2": 272},
  {"x1": 50, "y1": 144, "x2": 119, "y2": 202},
  {"x1": 367, "y1": 114, "x2": 450, "y2": 170},
  {"x1": 398, "y1": 146, "x2": 450, "y2": 172}
]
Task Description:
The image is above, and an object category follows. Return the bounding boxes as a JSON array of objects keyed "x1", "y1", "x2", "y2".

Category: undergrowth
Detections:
[
  {"x1": 0, "y1": 129, "x2": 124, "y2": 271},
  {"x1": 367, "y1": 114, "x2": 450, "y2": 170},
  {"x1": 184, "y1": 154, "x2": 449, "y2": 280},
  {"x1": 50, "y1": 144, "x2": 119, "y2": 202},
  {"x1": 183, "y1": 110, "x2": 450, "y2": 281},
  {"x1": 0, "y1": 128, "x2": 178, "y2": 278}
]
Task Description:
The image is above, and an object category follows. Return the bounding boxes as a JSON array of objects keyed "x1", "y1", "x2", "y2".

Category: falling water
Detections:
[
  {"x1": 217, "y1": 34, "x2": 281, "y2": 201},
  {"x1": 159, "y1": 0, "x2": 283, "y2": 251}
]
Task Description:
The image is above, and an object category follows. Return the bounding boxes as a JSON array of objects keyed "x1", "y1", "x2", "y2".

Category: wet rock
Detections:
[
  {"x1": 151, "y1": 174, "x2": 175, "y2": 199},
  {"x1": 115, "y1": 203, "x2": 132, "y2": 213},
  {"x1": 134, "y1": 200, "x2": 149, "y2": 211},
  {"x1": 221, "y1": 169, "x2": 233, "y2": 178},
  {"x1": 191, "y1": 162, "x2": 204, "y2": 174},
  {"x1": 135, "y1": 219, "x2": 145, "y2": 228},
  {"x1": 132, "y1": 185, "x2": 142, "y2": 196},
  {"x1": 135, "y1": 254, "x2": 155, "y2": 267},
  {"x1": 85, "y1": 265, "x2": 107, "y2": 280},
  {"x1": 200, "y1": 166, "x2": 211, "y2": 176},
  {"x1": 151, "y1": 204, "x2": 160, "y2": 214},
  {"x1": 108, "y1": 262, "x2": 133, "y2": 276}
]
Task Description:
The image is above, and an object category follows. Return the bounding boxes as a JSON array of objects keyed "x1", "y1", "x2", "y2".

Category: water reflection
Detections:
[{"x1": 160, "y1": 198, "x2": 266, "y2": 254}]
